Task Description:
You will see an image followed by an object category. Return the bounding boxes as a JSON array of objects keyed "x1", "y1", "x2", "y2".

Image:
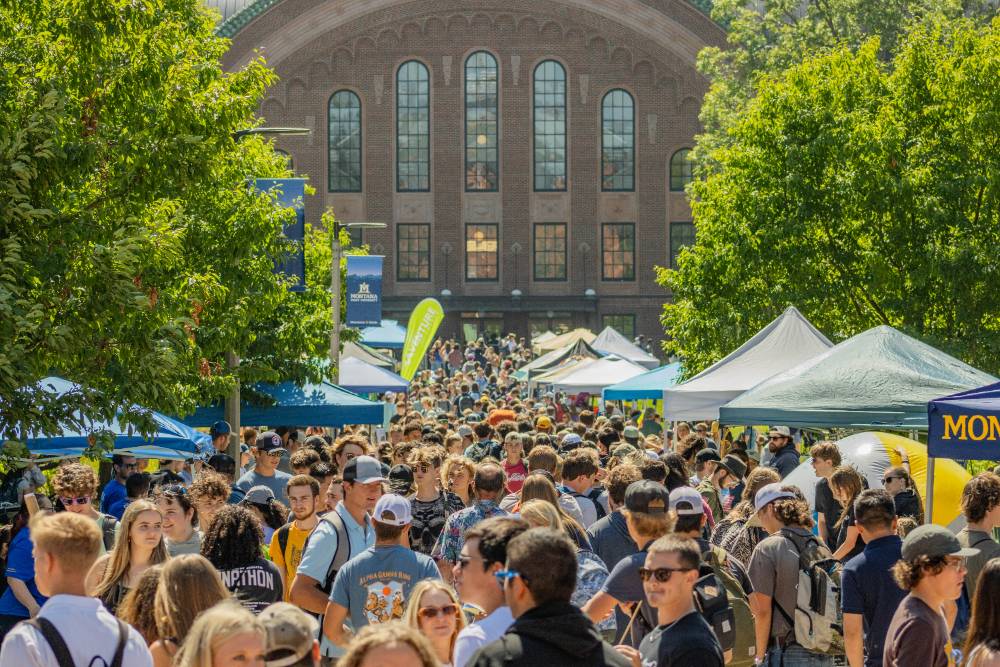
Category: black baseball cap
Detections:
[
  {"x1": 255, "y1": 430, "x2": 286, "y2": 454},
  {"x1": 624, "y1": 480, "x2": 670, "y2": 515},
  {"x1": 695, "y1": 449, "x2": 721, "y2": 464}
]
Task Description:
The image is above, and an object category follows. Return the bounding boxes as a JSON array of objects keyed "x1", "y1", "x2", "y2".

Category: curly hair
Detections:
[
  {"x1": 892, "y1": 554, "x2": 949, "y2": 591},
  {"x1": 770, "y1": 486, "x2": 814, "y2": 529},
  {"x1": 188, "y1": 472, "x2": 230, "y2": 504},
  {"x1": 52, "y1": 462, "x2": 98, "y2": 499},
  {"x1": 117, "y1": 564, "x2": 164, "y2": 645},
  {"x1": 200, "y1": 504, "x2": 263, "y2": 571},
  {"x1": 962, "y1": 473, "x2": 1000, "y2": 524}
]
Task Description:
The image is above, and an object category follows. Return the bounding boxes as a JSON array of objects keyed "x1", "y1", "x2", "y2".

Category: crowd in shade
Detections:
[{"x1": 1, "y1": 333, "x2": 1000, "y2": 667}]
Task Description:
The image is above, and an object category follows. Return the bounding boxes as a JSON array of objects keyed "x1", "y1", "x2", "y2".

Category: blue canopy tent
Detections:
[
  {"x1": 18, "y1": 377, "x2": 208, "y2": 454},
  {"x1": 338, "y1": 357, "x2": 408, "y2": 394},
  {"x1": 602, "y1": 363, "x2": 683, "y2": 401},
  {"x1": 928, "y1": 382, "x2": 1000, "y2": 461},
  {"x1": 360, "y1": 319, "x2": 407, "y2": 350},
  {"x1": 179, "y1": 380, "x2": 384, "y2": 427}
]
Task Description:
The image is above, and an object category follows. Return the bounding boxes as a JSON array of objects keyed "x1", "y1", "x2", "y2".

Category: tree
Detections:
[
  {"x1": 659, "y1": 18, "x2": 1000, "y2": 375},
  {"x1": 0, "y1": 0, "x2": 335, "y2": 441}
]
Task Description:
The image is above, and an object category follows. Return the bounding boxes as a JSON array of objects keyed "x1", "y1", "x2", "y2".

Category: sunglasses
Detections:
[
  {"x1": 60, "y1": 496, "x2": 91, "y2": 506},
  {"x1": 768, "y1": 436, "x2": 784, "y2": 441},
  {"x1": 418, "y1": 604, "x2": 458, "y2": 620},
  {"x1": 494, "y1": 569, "x2": 525, "y2": 586},
  {"x1": 457, "y1": 555, "x2": 486, "y2": 570},
  {"x1": 121, "y1": 462, "x2": 139, "y2": 469},
  {"x1": 161, "y1": 484, "x2": 188, "y2": 496},
  {"x1": 882, "y1": 476, "x2": 901, "y2": 484},
  {"x1": 638, "y1": 567, "x2": 694, "y2": 583}
]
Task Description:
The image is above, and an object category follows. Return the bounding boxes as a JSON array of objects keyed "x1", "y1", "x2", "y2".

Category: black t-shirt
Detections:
[
  {"x1": 814, "y1": 478, "x2": 842, "y2": 549},
  {"x1": 408, "y1": 491, "x2": 465, "y2": 555},
  {"x1": 638, "y1": 610, "x2": 724, "y2": 667},
  {"x1": 218, "y1": 558, "x2": 284, "y2": 614},
  {"x1": 836, "y1": 502, "x2": 865, "y2": 562}
]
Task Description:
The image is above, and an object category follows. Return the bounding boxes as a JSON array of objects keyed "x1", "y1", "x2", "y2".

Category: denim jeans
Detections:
[{"x1": 766, "y1": 645, "x2": 834, "y2": 667}]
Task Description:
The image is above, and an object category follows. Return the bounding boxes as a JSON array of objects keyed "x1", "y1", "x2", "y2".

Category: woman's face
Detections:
[
  {"x1": 359, "y1": 643, "x2": 425, "y2": 667},
  {"x1": 417, "y1": 588, "x2": 458, "y2": 641},
  {"x1": 213, "y1": 631, "x2": 266, "y2": 667},
  {"x1": 130, "y1": 510, "x2": 163, "y2": 551}
]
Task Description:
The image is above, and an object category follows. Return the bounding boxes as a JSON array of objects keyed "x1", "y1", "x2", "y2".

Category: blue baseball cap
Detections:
[{"x1": 210, "y1": 421, "x2": 232, "y2": 438}]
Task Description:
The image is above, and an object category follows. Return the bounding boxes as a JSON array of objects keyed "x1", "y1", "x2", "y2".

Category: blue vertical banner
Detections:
[
  {"x1": 346, "y1": 255, "x2": 384, "y2": 327},
  {"x1": 255, "y1": 178, "x2": 307, "y2": 292}
]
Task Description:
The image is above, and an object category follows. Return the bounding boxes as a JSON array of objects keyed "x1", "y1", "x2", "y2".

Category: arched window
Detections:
[
  {"x1": 396, "y1": 60, "x2": 431, "y2": 192},
  {"x1": 533, "y1": 60, "x2": 567, "y2": 191},
  {"x1": 670, "y1": 148, "x2": 695, "y2": 191},
  {"x1": 327, "y1": 91, "x2": 361, "y2": 192},
  {"x1": 601, "y1": 89, "x2": 634, "y2": 191},
  {"x1": 465, "y1": 51, "x2": 499, "y2": 191}
]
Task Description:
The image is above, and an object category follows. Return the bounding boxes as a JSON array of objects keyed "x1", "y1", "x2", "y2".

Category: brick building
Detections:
[{"x1": 207, "y1": 0, "x2": 725, "y2": 349}]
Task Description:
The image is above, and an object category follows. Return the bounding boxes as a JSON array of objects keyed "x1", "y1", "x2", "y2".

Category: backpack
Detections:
[
  {"x1": 300, "y1": 511, "x2": 351, "y2": 596},
  {"x1": 456, "y1": 393, "x2": 476, "y2": 413},
  {"x1": 572, "y1": 488, "x2": 608, "y2": 522},
  {"x1": 773, "y1": 528, "x2": 845, "y2": 656},
  {"x1": 98, "y1": 514, "x2": 118, "y2": 552},
  {"x1": 695, "y1": 545, "x2": 756, "y2": 667},
  {"x1": 25, "y1": 615, "x2": 129, "y2": 667}
]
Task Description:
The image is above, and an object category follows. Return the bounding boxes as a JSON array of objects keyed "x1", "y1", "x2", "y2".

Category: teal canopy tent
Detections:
[
  {"x1": 360, "y1": 319, "x2": 407, "y2": 350},
  {"x1": 338, "y1": 357, "x2": 408, "y2": 394},
  {"x1": 602, "y1": 363, "x2": 683, "y2": 401},
  {"x1": 719, "y1": 325, "x2": 997, "y2": 429},
  {"x1": 180, "y1": 380, "x2": 385, "y2": 427}
]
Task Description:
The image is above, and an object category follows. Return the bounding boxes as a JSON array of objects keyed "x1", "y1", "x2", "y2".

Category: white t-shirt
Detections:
[
  {"x1": 0, "y1": 594, "x2": 152, "y2": 667},
  {"x1": 452, "y1": 605, "x2": 514, "y2": 667}
]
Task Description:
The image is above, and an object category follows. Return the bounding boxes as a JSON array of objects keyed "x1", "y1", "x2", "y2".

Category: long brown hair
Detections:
[
  {"x1": 155, "y1": 554, "x2": 230, "y2": 644},
  {"x1": 92, "y1": 500, "x2": 168, "y2": 600},
  {"x1": 117, "y1": 565, "x2": 164, "y2": 644},
  {"x1": 965, "y1": 559, "x2": 1000, "y2": 658},
  {"x1": 518, "y1": 474, "x2": 586, "y2": 538},
  {"x1": 831, "y1": 466, "x2": 864, "y2": 529}
]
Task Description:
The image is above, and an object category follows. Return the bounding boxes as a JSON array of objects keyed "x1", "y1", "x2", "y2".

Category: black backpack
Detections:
[
  {"x1": 572, "y1": 488, "x2": 608, "y2": 522},
  {"x1": 456, "y1": 393, "x2": 476, "y2": 413},
  {"x1": 25, "y1": 615, "x2": 129, "y2": 667}
]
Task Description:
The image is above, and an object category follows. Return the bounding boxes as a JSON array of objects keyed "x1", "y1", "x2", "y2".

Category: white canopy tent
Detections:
[
  {"x1": 591, "y1": 327, "x2": 660, "y2": 369},
  {"x1": 663, "y1": 306, "x2": 833, "y2": 421},
  {"x1": 551, "y1": 355, "x2": 649, "y2": 394}
]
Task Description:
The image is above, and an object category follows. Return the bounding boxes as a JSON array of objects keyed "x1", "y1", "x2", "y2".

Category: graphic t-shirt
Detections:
[
  {"x1": 218, "y1": 558, "x2": 284, "y2": 614},
  {"x1": 638, "y1": 610, "x2": 724, "y2": 667},
  {"x1": 330, "y1": 544, "x2": 440, "y2": 630},
  {"x1": 502, "y1": 459, "x2": 528, "y2": 494},
  {"x1": 409, "y1": 492, "x2": 465, "y2": 555},
  {"x1": 269, "y1": 522, "x2": 314, "y2": 598}
]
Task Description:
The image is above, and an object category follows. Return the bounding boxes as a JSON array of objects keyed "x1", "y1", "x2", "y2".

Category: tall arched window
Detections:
[
  {"x1": 396, "y1": 60, "x2": 430, "y2": 192},
  {"x1": 601, "y1": 89, "x2": 634, "y2": 191},
  {"x1": 327, "y1": 90, "x2": 361, "y2": 192},
  {"x1": 670, "y1": 148, "x2": 695, "y2": 191},
  {"x1": 465, "y1": 51, "x2": 499, "y2": 191},
  {"x1": 533, "y1": 60, "x2": 567, "y2": 191}
]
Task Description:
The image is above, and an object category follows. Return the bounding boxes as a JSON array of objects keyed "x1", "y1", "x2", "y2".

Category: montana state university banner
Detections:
[{"x1": 346, "y1": 255, "x2": 383, "y2": 327}]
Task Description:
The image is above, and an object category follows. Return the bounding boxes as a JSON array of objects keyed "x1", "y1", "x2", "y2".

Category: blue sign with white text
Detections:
[
  {"x1": 255, "y1": 178, "x2": 306, "y2": 292},
  {"x1": 346, "y1": 255, "x2": 383, "y2": 327}
]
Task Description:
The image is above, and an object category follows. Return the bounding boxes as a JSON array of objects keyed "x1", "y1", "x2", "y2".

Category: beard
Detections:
[{"x1": 768, "y1": 438, "x2": 786, "y2": 453}]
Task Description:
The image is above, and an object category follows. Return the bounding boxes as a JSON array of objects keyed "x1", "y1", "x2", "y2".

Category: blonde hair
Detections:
[
  {"x1": 29, "y1": 512, "x2": 102, "y2": 577},
  {"x1": 91, "y1": 500, "x2": 168, "y2": 600},
  {"x1": 520, "y1": 499, "x2": 563, "y2": 532},
  {"x1": 173, "y1": 600, "x2": 265, "y2": 667},
  {"x1": 155, "y1": 554, "x2": 230, "y2": 644},
  {"x1": 441, "y1": 455, "x2": 475, "y2": 496},
  {"x1": 52, "y1": 463, "x2": 98, "y2": 498},
  {"x1": 519, "y1": 474, "x2": 586, "y2": 537},
  {"x1": 339, "y1": 621, "x2": 438, "y2": 667},
  {"x1": 403, "y1": 580, "x2": 466, "y2": 659},
  {"x1": 622, "y1": 508, "x2": 675, "y2": 539}
]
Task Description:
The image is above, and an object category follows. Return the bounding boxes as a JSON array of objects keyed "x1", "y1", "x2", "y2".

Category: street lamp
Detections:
[
  {"x1": 222, "y1": 127, "x2": 312, "y2": 462},
  {"x1": 330, "y1": 221, "x2": 387, "y2": 384}
]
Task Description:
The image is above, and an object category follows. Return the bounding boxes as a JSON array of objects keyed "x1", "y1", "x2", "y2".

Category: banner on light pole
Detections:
[
  {"x1": 400, "y1": 298, "x2": 444, "y2": 381},
  {"x1": 345, "y1": 255, "x2": 383, "y2": 327},
  {"x1": 255, "y1": 178, "x2": 307, "y2": 292}
]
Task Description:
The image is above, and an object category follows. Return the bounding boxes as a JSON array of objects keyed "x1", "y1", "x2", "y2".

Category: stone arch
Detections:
[
  {"x1": 353, "y1": 36, "x2": 377, "y2": 60},
  {"x1": 285, "y1": 77, "x2": 308, "y2": 106},
  {"x1": 517, "y1": 16, "x2": 540, "y2": 38},
  {"x1": 632, "y1": 59, "x2": 655, "y2": 87},
  {"x1": 446, "y1": 14, "x2": 470, "y2": 35},
  {"x1": 494, "y1": 13, "x2": 516, "y2": 36},
  {"x1": 423, "y1": 16, "x2": 446, "y2": 38},
  {"x1": 540, "y1": 20, "x2": 564, "y2": 42},
  {"x1": 470, "y1": 13, "x2": 493, "y2": 34},
  {"x1": 586, "y1": 35, "x2": 609, "y2": 62},
  {"x1": 261, "y1": 97, "x2": 285, "y2": 120},
  {"x1": 307, "y1": 60, "x2": 331, "y2": 89},
  {"x1": 679, "y1": 94, "x2": 700, "y2": 115},
  {"x1": 610, "y1": 45, "x2": 633, "y2": 70},
  {"x1": 331, "y1": 47, "x2": 354, "y2": 70},
  {"x1": 375, "y1": 27, "x2": 400, "y2": 50},
  {"x1": 400, "y1": 20, "x2": 422, "y2": 41}
]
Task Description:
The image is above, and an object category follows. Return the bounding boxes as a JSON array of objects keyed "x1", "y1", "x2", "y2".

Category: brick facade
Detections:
[{"x1": 217, "y1": 0, "x2": 725, "y2": 351}]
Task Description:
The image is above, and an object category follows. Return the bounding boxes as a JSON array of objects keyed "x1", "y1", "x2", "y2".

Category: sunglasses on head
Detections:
[
  {"x1": 60, "y1": 496, "x2": 91, "y2": 506},
  {"x1": 418, "y1": 604, "x2": 458, "y2": 620},
  {"x1": 638, "y1": 567, "x2": 694, "y2": 583}
]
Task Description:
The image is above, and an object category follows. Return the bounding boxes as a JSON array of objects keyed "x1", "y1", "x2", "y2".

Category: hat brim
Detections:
[
  {"x1": 260, "y1": 447, "x2": 287, "y2": 456},
  {"x1": 955, "y1": 547, "x2": 981, "y2": 557},
  {"x1": 719, "y1": 463, "x2": 745, "y2": 481},
  {"x1": 351, "y1": 475, "x2": 385, "y2": 484}
]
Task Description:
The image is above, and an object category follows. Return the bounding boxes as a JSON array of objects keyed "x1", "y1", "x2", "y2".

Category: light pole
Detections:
[
  {"x1": 223, "y1": 126, "x2": 310, "y2": 462},
  {"x1": 329, "y1": 220, "x2": 386, "y2": 384}
]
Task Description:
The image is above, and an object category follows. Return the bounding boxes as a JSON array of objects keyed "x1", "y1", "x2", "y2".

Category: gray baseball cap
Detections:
[
  {"x1": 342, "y1": 455, "x2": 385, "y2": 484},
  {"x1": 901, "y1": 524, "x2": 979, "y2": 560}
]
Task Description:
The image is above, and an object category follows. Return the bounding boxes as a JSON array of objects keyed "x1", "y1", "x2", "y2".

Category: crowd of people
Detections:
[{"x1": 1, "y1": 333, "x2": 1000, "y2": 666}]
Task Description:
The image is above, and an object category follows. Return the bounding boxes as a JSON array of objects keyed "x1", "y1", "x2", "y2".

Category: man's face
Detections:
[
  {"x1": 255, "y1": 448, "x2": 282, "y2": 473},
  {"x1": 115, "y1": 457, "x2": 138, "y2": 480},
  {"x1": 504, "y1": 438, "x2": 522, "y2": 459},
  {"x1": 345, "y1": 480, "x2": 383, "y2": 512},
  {"x1": 325, "y1": 482, "x2": 343, "y2": 511},
  {"x1": 768, "y1": 435, "x2": 788, "y2": 453},
  {"x1": 716, "y1": 470, "x2": 739, "y2": 490},
  {"x1": 928, "y1": 556, "x2": 968, "y2": 601},
  {"x1": 412, "y1": 460, "x2": 437, "y2": 486},
  {"x1": 642, "y1": 550, "x2": 696, "y2": 609},
  {"x1": 811, "y1": 457, "x2": 834, "y2": 478},
  {"x1": 452, "y1": 537, "x2": 497, "y2": 600},
  {"x1": 288, "y1": 484, "x2": 316, "y2": 521},
  {"x1": 194, "y1": 495, "x2": 226, "y2": 530}
]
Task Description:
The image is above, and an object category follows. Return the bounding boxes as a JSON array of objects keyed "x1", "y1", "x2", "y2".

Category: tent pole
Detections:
[{"x1": 925, "y1": 457, "x2": 935, "y2": 525}]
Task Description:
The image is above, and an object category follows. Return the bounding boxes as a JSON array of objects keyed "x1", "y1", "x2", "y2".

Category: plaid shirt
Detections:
[{"x1": 431, "y1": 499, "x2": 508, "y2": 563}]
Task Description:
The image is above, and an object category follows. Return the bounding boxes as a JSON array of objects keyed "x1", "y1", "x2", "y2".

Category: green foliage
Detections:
[
  {"x1": 661, "y1": 10, "x2": 1000, "y2": 377},
  {"x1": 0, "y1": 0, "x2": 338, "y2": 440}
]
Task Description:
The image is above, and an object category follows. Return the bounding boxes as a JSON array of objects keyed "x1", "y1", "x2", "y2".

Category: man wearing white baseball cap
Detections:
[
  {"x1": 322, "y1": 493, "x2": 440, "y2": 652},
  {"x1": 764, "y1": 427, "x2": 799, "y2": 479}
]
